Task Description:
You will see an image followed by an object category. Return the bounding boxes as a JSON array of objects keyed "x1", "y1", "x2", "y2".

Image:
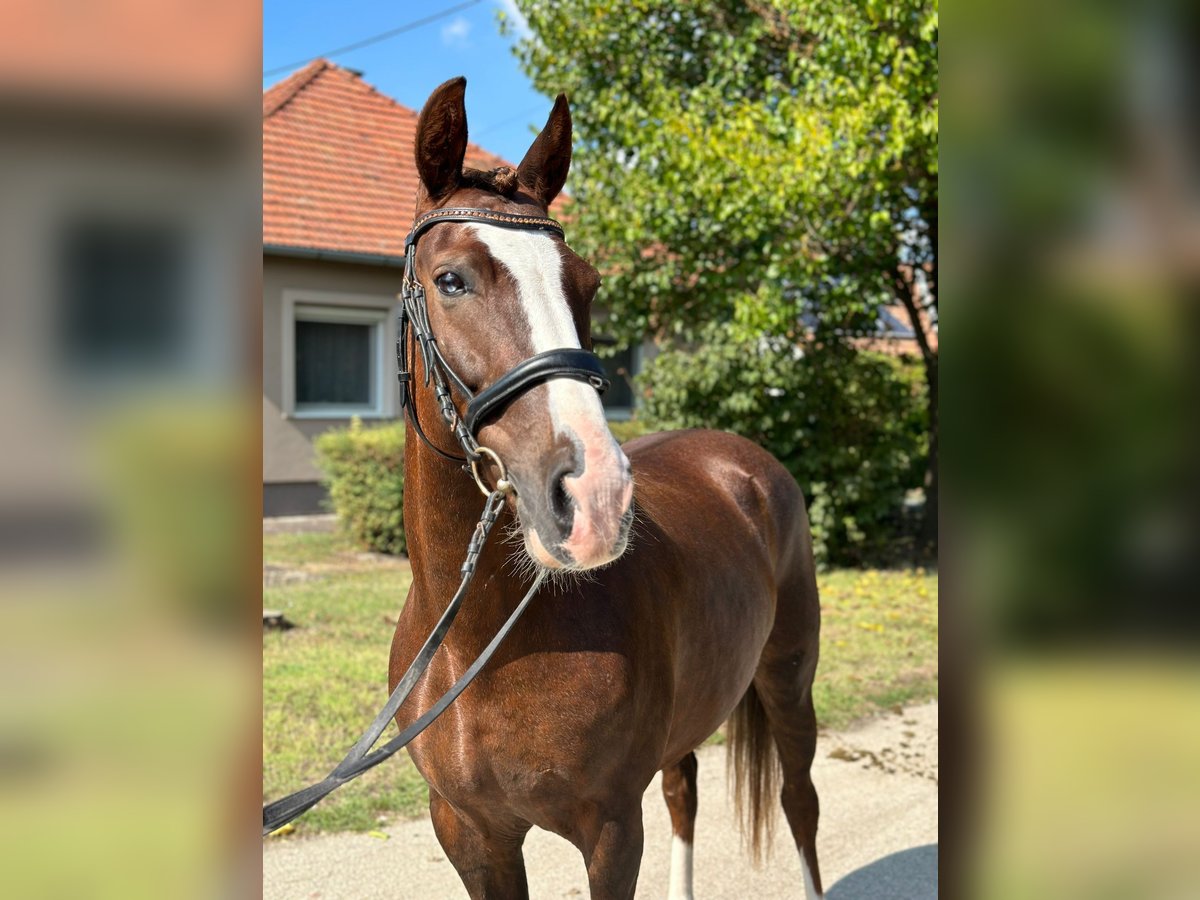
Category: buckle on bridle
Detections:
[{"x1": 469, "y1": 446, "x2": 513, "y2": 497}]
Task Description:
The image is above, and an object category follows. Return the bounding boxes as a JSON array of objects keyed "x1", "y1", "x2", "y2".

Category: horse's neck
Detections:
[
  {"x1": 402, "y1": 427, "x2": 523, "y2": 634},
  {"x1": 403, "y1": 431, "x2": 484, "y2": 579}
]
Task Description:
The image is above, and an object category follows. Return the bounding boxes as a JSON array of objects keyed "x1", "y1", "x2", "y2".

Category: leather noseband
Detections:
[{"x1": 464, "y1": 348, "x2": 609, "y2": 436}]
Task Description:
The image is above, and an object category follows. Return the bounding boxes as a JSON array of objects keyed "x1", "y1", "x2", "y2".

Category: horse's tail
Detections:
[{"x1": 726, "y1": 680, "x2": 781, "y2": 862}]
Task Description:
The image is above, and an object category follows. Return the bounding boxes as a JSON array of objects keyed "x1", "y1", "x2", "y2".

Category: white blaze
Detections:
[
  {"x1": 466, "y1": 224, "x2": 608, "y2": 439},
  {"x1": 468, "y1": 223, "x2": 632, "y2": 564},
  {"x1": 668, "y1": 835, "x2": 694, "y2": 900}
]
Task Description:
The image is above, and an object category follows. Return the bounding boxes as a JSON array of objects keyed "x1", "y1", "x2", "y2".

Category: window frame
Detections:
[
  {"x1": 281, "y1": 289, "x2": 398, "y2": 420},
  {"x1": 592, "y1": 337, "x2": 642, "y2": 422}
]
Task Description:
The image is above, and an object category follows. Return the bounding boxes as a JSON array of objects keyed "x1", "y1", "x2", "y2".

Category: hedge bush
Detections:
[
  {"x1": 638, "y1": 324, "x2": 927, "y2": 567},
  {"x1": 605, "y1": 418, "x2": 657, "y2": 445},
  {"x1": 314, "y1": 419, "x2": 407, "y2": 555}
]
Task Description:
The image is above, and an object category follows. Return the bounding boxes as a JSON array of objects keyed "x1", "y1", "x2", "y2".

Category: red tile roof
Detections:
[
  {"x1": 1, "y1": 0, "x2": 256, "y2": 112},
  {"x1": 264, "y1": 60, "x2": 514, "y2": 260}
]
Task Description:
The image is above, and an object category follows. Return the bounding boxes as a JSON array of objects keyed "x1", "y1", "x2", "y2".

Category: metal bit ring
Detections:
[{"x1": 470, "y1": 446, "x2": 513, "y2": 497}]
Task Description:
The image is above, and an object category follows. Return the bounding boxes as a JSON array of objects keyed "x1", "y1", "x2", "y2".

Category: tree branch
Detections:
[{"x1": 889, "y1": 267, "x2": 936, "y2": 371}]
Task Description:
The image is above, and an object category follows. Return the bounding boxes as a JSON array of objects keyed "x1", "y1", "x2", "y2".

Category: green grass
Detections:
[
  {"x1": 263, "y1": 530, "x2": 356, "y2": 567},
  {"x1": 263, "y1": 534, "x2": 422, "y2": 834},
  {"x1": 263, "y1": 533, "x2": 937, "y2": 836},
  {"x1": 813, "y1": 568, "x2": 939, "y2": 729}
]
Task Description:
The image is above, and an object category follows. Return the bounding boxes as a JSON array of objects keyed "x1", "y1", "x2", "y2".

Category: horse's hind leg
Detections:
[
  {"x1": 429, "y1": 789, "x2": 531, "y2": 900},
  {"x1": 755, "y1": 578, "x2": 825, "y2": 898},
  {"x1": 758, "y1": 681, "x2": 823, "y2": 899},
  {"x1": 661, "y1": 752, "x2": 698, "y2": 900}
]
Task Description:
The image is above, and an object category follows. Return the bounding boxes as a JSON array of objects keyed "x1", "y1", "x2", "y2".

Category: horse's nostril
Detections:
[{"x1": 548, "y1": 466, "x2": 576, "y2": 528}]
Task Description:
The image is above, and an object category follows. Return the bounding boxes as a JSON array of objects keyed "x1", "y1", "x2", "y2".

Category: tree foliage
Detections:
[
  {"x1": 641, "y1": 329, "x2": 927, "y2": 565},
  {"x1": 508, "y1": 0, "x2": 939, "y2": 552},
  {"x1": 508, "y1": 0, "x2": 937, "y2": 344}
]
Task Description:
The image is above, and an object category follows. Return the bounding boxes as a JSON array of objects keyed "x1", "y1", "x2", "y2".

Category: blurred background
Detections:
[
  {"x1": 948, "y1": 0, "x2": 1200, "y2": 896},
  {"x1": 0, "y1": 1, "x2": 260, "y2": 897},
  {"x1": 0, "y1": 0, "x2": 1197, "y2": 896}
]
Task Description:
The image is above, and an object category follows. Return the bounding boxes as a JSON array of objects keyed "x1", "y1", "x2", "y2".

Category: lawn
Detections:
[{"x1": 263, "y1": 530, "x2": 937, "y2": 835}]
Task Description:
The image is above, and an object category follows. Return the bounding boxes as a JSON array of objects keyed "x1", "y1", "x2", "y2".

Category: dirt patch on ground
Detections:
[
  {"x1": 264, "y1": 552, "x2": 410, "y2": 588},
  {"x1": 263, "y1": 564, "x2": 321, "y2": 588},
  {"x1": 825, "y1": 700, "x2": 938, "y2": 783},
  {"x1": 263, "y1": 514, "x2": 339, "y2": 534}
]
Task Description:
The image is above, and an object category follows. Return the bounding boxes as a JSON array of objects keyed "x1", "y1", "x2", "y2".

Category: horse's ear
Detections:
[
  {"x1": 517, "y1": 93, "x2": 572, "y2": 208},
  {"x1": 415, "y1": 77, "x2": 469, "y2": 202}
]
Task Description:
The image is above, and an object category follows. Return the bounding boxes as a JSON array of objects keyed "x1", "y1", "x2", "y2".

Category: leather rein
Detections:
[{"x1": 263, "y1": 209, "x2": 610, "y2": 836}]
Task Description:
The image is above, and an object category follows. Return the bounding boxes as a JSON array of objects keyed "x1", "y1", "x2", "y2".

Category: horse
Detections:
[{"x1": 389, "y1": 77, "x2": 824, "y2": 900}]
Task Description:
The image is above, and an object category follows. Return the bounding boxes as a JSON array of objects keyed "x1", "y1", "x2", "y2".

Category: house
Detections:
[
  {"x1": 263, "y1": 61, "x2": 638, "y2": 516},
  {"x1": 856, "y1": 300, "x2": 938, "y2": 357},
  {"x1": 1, "y1": 9, "x2": 255, "y2": 522}
]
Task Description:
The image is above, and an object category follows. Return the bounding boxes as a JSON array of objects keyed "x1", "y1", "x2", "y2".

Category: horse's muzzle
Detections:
[{"x1": 521, "y1": 432, "x2": 634, "y2": 571}]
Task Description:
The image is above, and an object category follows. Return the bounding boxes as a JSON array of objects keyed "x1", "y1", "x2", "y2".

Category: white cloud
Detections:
[
  {"x1": 496, "y1": 0, "x2": 532, "y2": 39},
  {"x1": 441, "y1": 16, "x2": 472, "y2": 47}
]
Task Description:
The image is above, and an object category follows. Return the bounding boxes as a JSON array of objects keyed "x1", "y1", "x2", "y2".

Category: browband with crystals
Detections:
[{"x1": 405, "y1": 208, "x2": 565, "y2": 250}]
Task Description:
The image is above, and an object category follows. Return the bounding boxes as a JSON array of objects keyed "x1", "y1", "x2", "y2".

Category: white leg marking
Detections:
[
  {"x1": 667, "y1": 835, "x2": 694, "y2": 900},
  {"x1": 801, "y1": 854, "x2": 823, "y2": 900}
]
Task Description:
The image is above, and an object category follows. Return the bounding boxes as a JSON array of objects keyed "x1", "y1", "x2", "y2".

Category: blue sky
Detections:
[{"x1": 263, "y1": 0, "x2": 549, "y2": 165}]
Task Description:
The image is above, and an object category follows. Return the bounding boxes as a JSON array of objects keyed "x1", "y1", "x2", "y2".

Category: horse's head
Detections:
[{"x1": 408, "y1": 77, "x2": 633, "y2": 572}]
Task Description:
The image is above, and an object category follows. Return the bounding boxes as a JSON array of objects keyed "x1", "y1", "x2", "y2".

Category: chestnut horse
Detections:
[{"x1": 390, "y1": 78, "x2": 824, "y2": 900}]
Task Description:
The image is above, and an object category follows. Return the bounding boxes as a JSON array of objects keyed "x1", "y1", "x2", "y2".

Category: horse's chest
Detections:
[{"x1": 412, "y1": 649, "x2": 646, "y2": 813}]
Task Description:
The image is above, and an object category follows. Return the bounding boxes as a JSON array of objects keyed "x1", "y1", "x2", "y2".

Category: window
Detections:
[
  {"x1": 593, "y1": 337, "x2": 639, "y2": 420},
  {"x1": 292, "y1": 304, "x2": 388, "y2": 417},
  {"x1": 56, "y1": 217, "x2": 188, "y2": 378}
]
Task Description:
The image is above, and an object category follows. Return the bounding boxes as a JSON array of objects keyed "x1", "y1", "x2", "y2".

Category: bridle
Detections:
[
  {"x1": 263, "y1": 207, "x2": 612, "y2": 836},
  {"x1": 397, "y1": 206, "x2": 610, "y2": 493}
]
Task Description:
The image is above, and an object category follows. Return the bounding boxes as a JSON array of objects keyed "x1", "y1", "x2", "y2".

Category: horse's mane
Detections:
[{"x1": 461, "y1": 165, "x2": 520, "y2": 198}]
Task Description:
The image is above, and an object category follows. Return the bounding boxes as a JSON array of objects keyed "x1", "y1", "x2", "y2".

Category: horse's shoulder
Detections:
[
  {"x1": 623, "y1": 427, "x2": 771, "y2": 463},
  {"x1": 625, "y1": 428, "x2": 794, "y2": 494}
]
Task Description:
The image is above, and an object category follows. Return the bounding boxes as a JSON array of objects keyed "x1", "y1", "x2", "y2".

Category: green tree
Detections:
[
  {"x1": 640, "y1": 326, "x2": 927, "y2": 566},
  {"x1": 506, "y1": 0, "x2": 939, "y2": 550}
]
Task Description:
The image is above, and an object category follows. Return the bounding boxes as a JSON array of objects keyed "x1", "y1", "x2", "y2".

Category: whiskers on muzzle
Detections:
[
  {"x1": 503, "y1": 474, "x2": 637, "y2": 584},
  {"x1": 500, "y1": 516, "x2": 602, "y2": 590}
]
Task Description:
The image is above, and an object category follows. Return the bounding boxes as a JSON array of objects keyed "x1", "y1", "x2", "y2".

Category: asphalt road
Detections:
[{"x1": 264, "y1": 702, "x2": 938, "y2": 899}]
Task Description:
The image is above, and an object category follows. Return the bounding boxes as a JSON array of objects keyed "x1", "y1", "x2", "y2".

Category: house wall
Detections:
[{"x1": 263, "y1": 253, "x2": 403, "y2": 515}]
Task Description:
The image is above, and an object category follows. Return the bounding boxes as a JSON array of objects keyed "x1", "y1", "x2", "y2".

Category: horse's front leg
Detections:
[
  {"x1": 577, "y1": 800, "x2": 645, "y2": 900},
  {"x1": 429, "y1": 789, "x2": 531, "y2": 900}
]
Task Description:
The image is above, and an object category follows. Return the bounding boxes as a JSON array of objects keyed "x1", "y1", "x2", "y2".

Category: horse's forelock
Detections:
[{"x1": 461, "y1": 165, "x2": 520, "y2": 198}]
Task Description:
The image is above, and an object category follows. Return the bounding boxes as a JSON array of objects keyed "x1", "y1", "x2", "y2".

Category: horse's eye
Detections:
[{"x1": 435, "y1": 272, "x2": 466, "y2": 296}]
